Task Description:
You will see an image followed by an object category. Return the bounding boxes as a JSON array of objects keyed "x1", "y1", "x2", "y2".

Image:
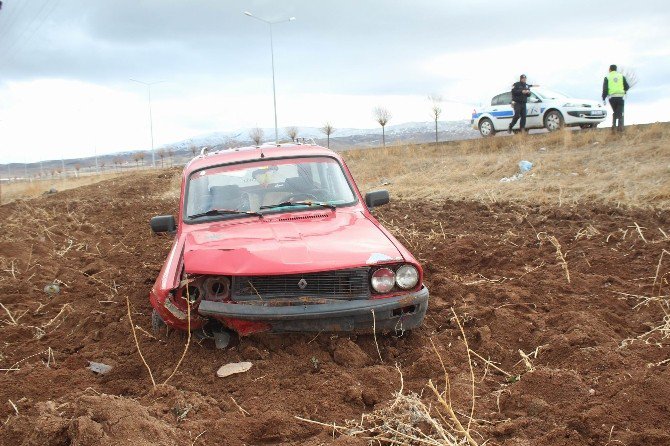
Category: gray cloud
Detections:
[{"x1": 1, "y1": 0, "x2": 668, "y2": 95}]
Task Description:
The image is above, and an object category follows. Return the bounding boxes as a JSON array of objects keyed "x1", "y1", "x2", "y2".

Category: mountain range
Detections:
[{"x1": 2, "y1": 120, "x2": 476, "y2": 176}]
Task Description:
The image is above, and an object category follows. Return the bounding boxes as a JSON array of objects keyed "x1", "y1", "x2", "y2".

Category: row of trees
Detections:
[
  {"x1": 248, "y1": 96, "x2": 444, "y2": 150},
  {"x1": 248, "y1": 122, "x2": 337, "y2": 148}
]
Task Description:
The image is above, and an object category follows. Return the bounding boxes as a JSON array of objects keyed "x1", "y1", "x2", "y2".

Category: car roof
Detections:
[{"x1": 184, "y1": 143, "x2": 342, "y2": 174}]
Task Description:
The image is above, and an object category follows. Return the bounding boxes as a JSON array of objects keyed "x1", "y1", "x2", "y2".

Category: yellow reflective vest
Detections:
[{"x1": 607, "y1": 71, "x2": 626, "y2": 96}]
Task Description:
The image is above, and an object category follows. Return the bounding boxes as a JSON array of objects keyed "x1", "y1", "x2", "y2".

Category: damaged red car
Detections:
[{"x1": 149, "y1": 143, "x2": 429, "y2": 337}]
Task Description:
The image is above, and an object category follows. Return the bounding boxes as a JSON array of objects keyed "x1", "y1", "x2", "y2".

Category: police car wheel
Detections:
[
  {"x1": 544, "y1": 110, "x2": 564, "y2": 132},
  {"x1": 479, "y1": 118, "x2": 495, "y2": 137}
]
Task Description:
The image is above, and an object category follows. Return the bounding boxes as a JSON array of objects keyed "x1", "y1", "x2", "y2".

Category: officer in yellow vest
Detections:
[{"x1": 602, "y1": 64, "x2": 630, "y2": 132}]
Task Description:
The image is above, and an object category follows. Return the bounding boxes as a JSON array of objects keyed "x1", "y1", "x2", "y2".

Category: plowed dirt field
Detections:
[{"x1": 1, "y1": 169, "x2": 669, "y2": 445}]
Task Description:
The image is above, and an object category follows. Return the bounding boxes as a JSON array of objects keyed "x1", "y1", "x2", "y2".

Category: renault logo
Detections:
[{"x1": 297, "y1": 278, "x2": 308, "y2": 289}]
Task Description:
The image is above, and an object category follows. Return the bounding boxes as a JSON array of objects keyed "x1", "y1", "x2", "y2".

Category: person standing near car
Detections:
[
  {"x1": 509, "y1": 74, "x2": 539, "y2": 134},
  {"x1": 602, "y1": 64, "x2": 629, "y2": 133}
]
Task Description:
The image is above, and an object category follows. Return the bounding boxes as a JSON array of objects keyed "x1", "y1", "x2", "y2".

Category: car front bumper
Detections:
[
  {"x1": 564, "y1": 109, "x2": 607, "y2": 124},
  {"x1": 197, "y1": 286, "x2": 429, "y2": 333}
]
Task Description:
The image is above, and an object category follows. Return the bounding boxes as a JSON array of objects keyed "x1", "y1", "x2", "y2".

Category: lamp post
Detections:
[
  {"x1": 244, "y1": 11, "x2": 295, "y2": 145},
  {"x1": 130, "y1": 79, "x2": 164, "y2": 168}
]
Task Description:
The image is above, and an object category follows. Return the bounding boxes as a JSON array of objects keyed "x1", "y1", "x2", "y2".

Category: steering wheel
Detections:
[{"x1": 286, "y1": 193, "x2": 319, "y2": 202}]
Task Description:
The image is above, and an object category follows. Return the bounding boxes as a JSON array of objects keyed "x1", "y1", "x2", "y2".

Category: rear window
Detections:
[{"x1": 491, "y1": 92, "x2": 512, "y2": 106}]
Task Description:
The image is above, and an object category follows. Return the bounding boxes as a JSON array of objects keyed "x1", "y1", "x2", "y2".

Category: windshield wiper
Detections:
[
  {"x1": 259, "y1": 201, "x2": 336, "y2": 211},
  {"x1": 188, "y1": 208, "x2": 264, "y2": 219}
]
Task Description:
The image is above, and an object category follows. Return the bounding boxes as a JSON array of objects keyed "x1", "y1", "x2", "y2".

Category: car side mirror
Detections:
[
  {"x1": 365, "y1": 190, "x2": 390, "y2": 209},
  {"x1": 151, "y1": 215, "x2": 176, "y2": 234}
]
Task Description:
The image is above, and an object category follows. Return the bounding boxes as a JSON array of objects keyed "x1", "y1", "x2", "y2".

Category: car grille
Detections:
[{"x1": 231, "y1": 268, "x2": 371, "y2": 301}]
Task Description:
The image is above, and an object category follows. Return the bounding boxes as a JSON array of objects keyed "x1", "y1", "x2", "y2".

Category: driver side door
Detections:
[{"x1": 525, "y1": 92, "x2": 543, "y2": 129}]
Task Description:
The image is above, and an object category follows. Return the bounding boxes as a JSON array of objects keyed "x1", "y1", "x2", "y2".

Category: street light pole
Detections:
[
  {"x1": 130, "y1": 79, "x2": 164, "y2": 168},
  {"x1": 244, "y1": 11, "x2": 295, "y2": 145}
]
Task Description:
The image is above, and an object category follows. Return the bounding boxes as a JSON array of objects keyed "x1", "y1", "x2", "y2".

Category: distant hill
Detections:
[
  {"x1": 170, "y1": 120, "x2": 475, "y2": 151},
  {"x1": 2, "y1": 120, "x2": 476, "y2": 178}
]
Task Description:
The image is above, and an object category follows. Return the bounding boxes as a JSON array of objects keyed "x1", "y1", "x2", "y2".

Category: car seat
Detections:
[{"x1": 209, "y1": 185, "x2": 243, "y2": 210}]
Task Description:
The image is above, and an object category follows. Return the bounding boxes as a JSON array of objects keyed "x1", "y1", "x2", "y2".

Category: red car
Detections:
[{"x1": 149, "y1": 143, "x2": 429, "y2": 337}]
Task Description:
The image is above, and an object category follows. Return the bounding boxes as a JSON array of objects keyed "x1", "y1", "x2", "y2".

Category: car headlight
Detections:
[
  {"x1": 562, "y1": 103, "x2": 581, "y2": 107},
  {"x1": 371, "y1": 268, "x2": 395, "y2": 293},
  {"x1": 396, "y1": 264, "x2": 419, "y2": 289}
]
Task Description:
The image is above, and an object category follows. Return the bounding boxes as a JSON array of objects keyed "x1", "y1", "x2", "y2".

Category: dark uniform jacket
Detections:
[{"x1": 511, "y1": 82, "x2": 531, "y2": 103}]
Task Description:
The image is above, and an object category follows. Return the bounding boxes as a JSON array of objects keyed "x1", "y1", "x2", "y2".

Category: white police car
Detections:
[{"x1": 471, "y1": 88, "x2": 607, "y2": 137}]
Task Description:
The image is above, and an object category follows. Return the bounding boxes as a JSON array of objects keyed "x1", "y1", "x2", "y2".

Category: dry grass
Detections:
[
  {"x1": 298, "y1": 309, "x2": 484, "y2": 445},
  {"x1": 342, "y1": 123, "x2": 670, "y2": 208},
  {"x1": 0, "y1": 172, "x2": 127, "y2": 204}
]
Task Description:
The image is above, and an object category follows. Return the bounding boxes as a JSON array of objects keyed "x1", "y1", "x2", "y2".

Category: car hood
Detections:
[
  {"x1": 182, "y1": 210, "x2": 405, "y2": 275},
  {"x1": 559, "y1": 98, "x2": 602, "y2": 107}
]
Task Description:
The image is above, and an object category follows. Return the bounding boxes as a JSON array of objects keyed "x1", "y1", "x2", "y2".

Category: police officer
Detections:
[
  {"x1": 602, "y1": 64, "x2": 629, "y2": 132},
  {"x1": 509, "y1": 74, "x2": 539, "y2": 134}
]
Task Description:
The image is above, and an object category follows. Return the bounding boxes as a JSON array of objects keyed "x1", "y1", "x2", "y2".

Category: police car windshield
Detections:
[{"x1": 535, "y1": 89, "x2": 569, "y2": 100}]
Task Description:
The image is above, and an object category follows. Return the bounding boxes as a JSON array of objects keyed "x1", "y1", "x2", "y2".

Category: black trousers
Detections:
[
  {"x1": 509, "y1": 102, "x2": 527, "y2": 130},
  {"x1": 609, "y1": 97, "x2": 624, "y2": 131}
]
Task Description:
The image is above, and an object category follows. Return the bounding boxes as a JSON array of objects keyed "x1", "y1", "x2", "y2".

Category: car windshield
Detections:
[
  {"x1": 535, "y1": 88, "x2": 570, "y2": 100},
  {"x1": 184, "y1": 156, "x2": 357, "y2": 220}
]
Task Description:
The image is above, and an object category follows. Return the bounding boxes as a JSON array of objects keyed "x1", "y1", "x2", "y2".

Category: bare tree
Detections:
[
  {"x1": 321, "y1": 122, "x2": 335, "y2": 149},
  {"x1": 99, "y1": 161, "x2": 105, "y2": 171},
  {"x1": 249, "y1": 127, "x2": 264, "y2": 146},
  {"x1": 132, "y1": 152, "x2": 143, "y2": 169},
  {"x1": 285, "y1": 126, "x2": 299, "y2": 142},
  {"x1": 190, "y1": 145, "x2": 198, "y2": 157},
  {"x1": 619, "y1": 66, "x2": 639, "y2": 89},
  {"x1": 113, "y1": 157, "x2": 123, "y2": 171},
  {"x1": 157, "y1": 149, "x2": 166, "y2": 168},
  {"x1": 167, "y1": 147, "x2": 175, "y2": 167},
  {"x1": 428, "y1": 95, "x2": 443, "y2": 144},
  {"x1": 373, "y1": 106, "x2": 392, "y2": 149},
  {"x1": 74, "y1": 163, "x2": 82, "y2": 178},
  {"x1": 137, "y1": 151, "x2": 146, "y2": 167}
]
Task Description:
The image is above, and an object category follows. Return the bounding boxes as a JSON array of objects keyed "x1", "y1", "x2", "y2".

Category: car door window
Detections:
[{"x1": 528, "y1": 92, "x2": 541, "y2": 103}]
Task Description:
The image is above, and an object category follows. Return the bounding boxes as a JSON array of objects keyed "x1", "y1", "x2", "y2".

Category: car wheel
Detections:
[
  {"x1": 544, "y1": 110, "x2": 564, "y2": 132},
  {"x1": 478, "y1": 118, "x2": 496, "y2": 137},
  {"x1": 151, "y1": 308, "x2": 167, "y2": 333}
]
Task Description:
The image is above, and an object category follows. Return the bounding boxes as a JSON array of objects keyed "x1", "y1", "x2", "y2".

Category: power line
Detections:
[
  {"x1": 0, "y1": 0, "x2": 34, "y2": 44},
  {"x1": 0, "y1": 0, "x2": 61, "y2": 73}
]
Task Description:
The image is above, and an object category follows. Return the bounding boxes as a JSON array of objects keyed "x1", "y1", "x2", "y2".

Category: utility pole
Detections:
[
  {"x1": 130, "y1": 79, "x2": 164, "y2": 168},
  {"x1": 244, "y1": 11, "x2": 296, "y2": 145}
]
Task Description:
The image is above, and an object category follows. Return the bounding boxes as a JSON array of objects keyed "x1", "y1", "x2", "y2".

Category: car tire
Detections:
[
  {"x1": 151, "y1": 308, "x2": 167, "y2": 333},
  {"x1": 478, "y1": 118, "x2": 496, "y2": 137},
  {"x1": 544, "y1": 110, "x2": 564, "y2": 132}
]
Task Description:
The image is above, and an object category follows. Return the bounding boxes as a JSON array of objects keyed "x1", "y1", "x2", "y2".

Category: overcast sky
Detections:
[{"x1": 1, "y1": 0, "x2": 669, "y2": 164}]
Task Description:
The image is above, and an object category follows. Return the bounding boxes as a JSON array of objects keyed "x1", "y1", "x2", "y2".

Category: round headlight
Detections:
[
  {"x1": 371, "y1": 268, "x2": 395, "y2": 293},
  {"x1": 395, "y1": 264, "x2": 419, "y2": 289}
]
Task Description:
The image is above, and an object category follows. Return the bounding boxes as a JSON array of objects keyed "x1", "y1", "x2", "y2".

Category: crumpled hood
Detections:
[{"x1": 182, "y1": 210, "x2": 404, "y2": 275}]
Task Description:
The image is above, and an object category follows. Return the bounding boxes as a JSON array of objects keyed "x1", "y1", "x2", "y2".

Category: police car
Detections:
[{"x1": 471, "y1": 88, "x2": 607, "y2": 137}]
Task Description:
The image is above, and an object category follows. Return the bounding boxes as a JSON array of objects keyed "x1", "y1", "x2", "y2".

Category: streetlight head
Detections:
[{"x1": 244, "y1": 11, "x2": 253, "y2": 16}]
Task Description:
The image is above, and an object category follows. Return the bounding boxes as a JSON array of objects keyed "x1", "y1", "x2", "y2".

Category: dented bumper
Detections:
[{"x1": 197, "y1": 286, "x2": 429, "y2": 333}]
